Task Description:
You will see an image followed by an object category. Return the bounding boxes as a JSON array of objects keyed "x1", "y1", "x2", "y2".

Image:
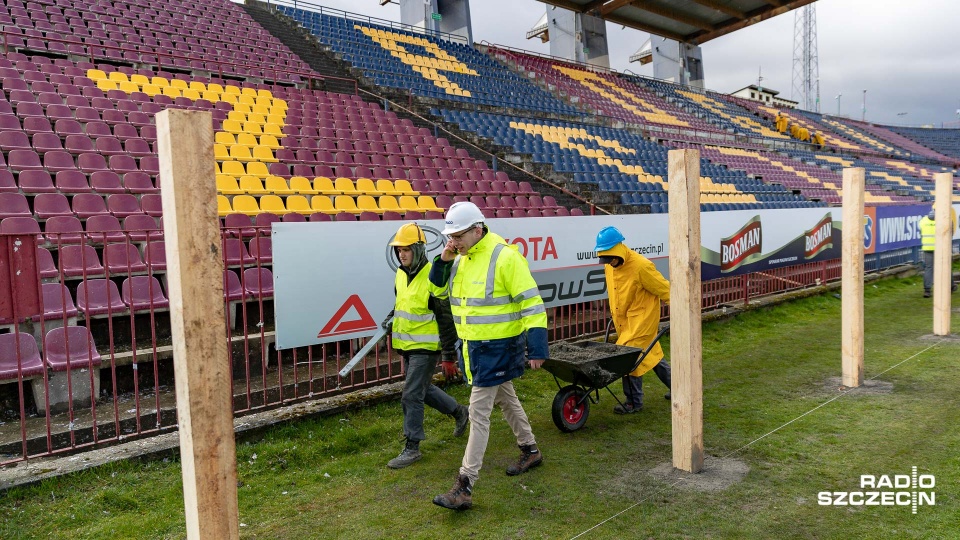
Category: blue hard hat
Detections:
[{"x1": 595, "y1": 226, "x2": 625, "y2": 252}]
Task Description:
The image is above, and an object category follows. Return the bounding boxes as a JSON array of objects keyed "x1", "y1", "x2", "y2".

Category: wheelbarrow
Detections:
[{"x1": 542, "y1": 323, "x2": 669, "y2": 432}]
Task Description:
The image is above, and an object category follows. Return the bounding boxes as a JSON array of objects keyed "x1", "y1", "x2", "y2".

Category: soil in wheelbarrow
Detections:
[{"x1": 549, "y1": 341, "x2": 625, "y2": 384}]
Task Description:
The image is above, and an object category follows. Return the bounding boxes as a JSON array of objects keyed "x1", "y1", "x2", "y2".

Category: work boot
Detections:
[
  {"x1": 387, "y1": 439, "x2": 422, "y2": 469},
  {"x1": 433, "y1": 474, "x2": 472, "y2": 510},
  {"x1": 506, "y1": 444, "x2": 543, "y2": 476},
  {"x1": 452, "y1": 405, "x2": 469, "y2": 438},
  {"x1": 664, "y1": 392, "x2": 671, "y2": 401},
  {"x1": 924, "y1": 290, "x2": 932, "y2": 298},
  {"x1": 613, "y1": 403, "x2": 641, "y2": 414}
]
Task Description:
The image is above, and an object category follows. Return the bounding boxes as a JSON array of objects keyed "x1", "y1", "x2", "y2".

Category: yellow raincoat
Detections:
[{"x1": 599, "y1": 243, "x2": 670, "y2": 377}]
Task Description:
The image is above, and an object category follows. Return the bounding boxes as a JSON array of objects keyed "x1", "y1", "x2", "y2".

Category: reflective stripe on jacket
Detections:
[{"x1": 391, "y1": 262, "x2": 444, "y2": 352}]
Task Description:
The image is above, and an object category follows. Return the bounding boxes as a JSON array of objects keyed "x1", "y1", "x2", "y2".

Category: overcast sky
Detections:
[{"x1": 286, "y1": 0, "x2": 960, "y2": 127}]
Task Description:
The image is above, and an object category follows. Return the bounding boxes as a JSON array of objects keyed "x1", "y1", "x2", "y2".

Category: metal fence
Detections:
[{"x1": 0, "y1": 230, "x2": 935, "y2": 464}]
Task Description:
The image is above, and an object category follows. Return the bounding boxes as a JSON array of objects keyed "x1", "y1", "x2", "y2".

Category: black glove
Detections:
[{"x1": 381, "y1": 311, "x2": 394, "y2": 333}]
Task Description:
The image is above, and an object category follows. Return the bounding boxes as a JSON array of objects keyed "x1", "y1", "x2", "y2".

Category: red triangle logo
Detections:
[{"x1": 317, "y1": 294, "x2": 378, "y2": 338}]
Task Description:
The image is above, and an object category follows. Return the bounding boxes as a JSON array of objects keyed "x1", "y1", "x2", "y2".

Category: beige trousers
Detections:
[{"x1": 459, "y1": 380, "x2": 536, "y2": 484}]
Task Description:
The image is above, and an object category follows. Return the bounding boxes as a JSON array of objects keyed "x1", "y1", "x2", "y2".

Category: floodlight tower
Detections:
[{"x1": 791, "y1": 5, "x2": 820, "y2": 112}]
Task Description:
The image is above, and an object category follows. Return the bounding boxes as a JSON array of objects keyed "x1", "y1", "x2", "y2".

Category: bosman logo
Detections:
[
  {"x1": 804, "y1": 214, "x2": 833, "y2": 259},
  {"x1": 720, "y1": 216, "x2": 762, "y2": 273},
  {"x1": 818, "y1": 466, "x2": 935, "y2": 514}
]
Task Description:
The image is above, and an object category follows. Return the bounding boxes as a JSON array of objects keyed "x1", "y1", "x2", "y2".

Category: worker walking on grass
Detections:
[
  {"x1": 429, "y1": 202, "x2": 547, "y2": 511},
  {"x1": 595, "y1": 226, "x2": 671, "y2": 414},
  {"x1": 918, "y1": 206, "x2": 958, "y2": 298},
  {"x1": 385, "y1": 223, "x2": 469, "y2": 469}
]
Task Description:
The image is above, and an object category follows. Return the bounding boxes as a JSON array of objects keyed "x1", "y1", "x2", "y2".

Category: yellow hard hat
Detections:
[{"x1": 389, "y1": 223, "x2": 426, "y2": 247}]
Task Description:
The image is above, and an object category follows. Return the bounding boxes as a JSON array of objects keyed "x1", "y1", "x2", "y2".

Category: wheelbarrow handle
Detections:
[{"x1": 628, "y1": 324, "x2": 670, "y2": 374}]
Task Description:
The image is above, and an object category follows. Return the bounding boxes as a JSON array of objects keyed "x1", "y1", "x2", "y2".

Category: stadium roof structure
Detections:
[{"x1": 534, "y1": 0, "x2": 818, "y2": 45}]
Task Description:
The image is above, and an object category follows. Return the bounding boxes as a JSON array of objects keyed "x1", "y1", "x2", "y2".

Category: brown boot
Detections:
[
  {"x1": 433, "y1": 474, "x2": 473, "y2": 510},
  {"x1": 506, "y1": 444, "x2": 543, "y2": 476}
]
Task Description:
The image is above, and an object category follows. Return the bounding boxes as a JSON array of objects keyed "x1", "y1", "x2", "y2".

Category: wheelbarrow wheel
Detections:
[{"x1": 552, "y1": 385, "x2": 589, "y2": 432}]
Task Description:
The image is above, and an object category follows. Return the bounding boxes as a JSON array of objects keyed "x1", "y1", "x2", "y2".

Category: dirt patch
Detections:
[
  {"x1": 550, "y1": 341, "x2": 623, "y2": 362},
  {"x1": 822, "y1": 377, "x2": 893, "y2": 394},
  {"x1": 917, "y1": 333, "x2": 960, "y2": 343},
  {"x1": 647, "y1": 456, "x2": 749, "y2": 492}
]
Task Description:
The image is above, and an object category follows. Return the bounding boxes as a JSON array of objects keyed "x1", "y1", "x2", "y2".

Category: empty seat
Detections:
[
  {"x1": 89, "y1": 170, "x2": 125, "y2": 194},
  {"x1": 41, "y1": 282, "x2": 79, "y2": 320},
  {"x1": 242, "y1": 267, "x2": 274, "y2": 297},
  {"x1": 44, "y1": 325, "x2": 102, "y2": 371},
  {"x1": 223, "y1": 270, "x2": 246, "y2": 302},
  {"x1": 0, "y1": 193, "x2": 31, "y2": 219},
  {"x1": 102, "y1": 243, "x2": 147, "y2": 274},
  {"x1": 75, "y1": 279, "x2": 126, "y2": 317},
  {"x1": 84, "y1": 214, "x2": 125, "y2": 243},
  {"x1": 34, "y1": 193, "x2": 73, "y2": 219},
  {"x1": 121, "y1": 276, "x2": 169, "y2": 310},
  {"x1": 144, "y1": 241, "x2": 167, "y2": 270},
  {"x1": 72, "y1": 193, "x2": 109, "y2": 219},
  {"x1": 223, "y1": 238, "x2": 256, "y2": 266},
  {"x1": 43, "y1": 215, "x2": 84, "y2": 244},
  {"x1": 106, "y1": 194, "x2": 142, "y2": 218},
  {"x1": 59, "y1": 245, "x2": 105, "y2": 278},
  {"x1": 0, "y1": 332, "x2": 45, "y2": 381}
]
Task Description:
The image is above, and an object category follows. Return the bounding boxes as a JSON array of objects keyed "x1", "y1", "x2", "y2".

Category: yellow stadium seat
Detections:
[
  {"x1": 247, "y1": 113, "x2": 267, "y2": 125},
  {"x1": 256, "y1": 89, "x2": 273, "y2": 99},
  {"x1": 202, "y1": 91, "x2": 220, "y2": 102},
  {"x1": 108, "y1": 72, "x2": 128, "y2": 83},
  {"x1": 221, "y1": 161, "x2": 246, "y2": 177},
  {"x1": 259, "y1": 134, "x2": 281, "y2": 149},
  {"x1": 150, "y1": 76, "x2": 169, "y2": 87},
  {"x1": 215, "y1": 132, "x2": 237, "y2": 146},
  {"x1": 170, "y1": 79, "x2": 188, "y2": 90},
  {"x1": 393, "y1": 180, "x2": 418, "y2": 196},
  {"x1": 335, "y1": 195, "x2": 361, "y2": 214},
  {"x1": 222, "y1": 120, "x2": 243, "y2": 135},
  {"x1": 313, "y1": 177, "x2": 339, "y2": 195},
  {"x1": 214, "y1": 162, "x2": 221, "y2": 175},
  {"x1": 189, "y1": 81, "x2": 206, "y2": 92},
  {"x1": 311, "y1": 196, "x2": 337, "y2": 214},
  {"x1": 235, "y1": 133, "x2": 259, "y2": 148},
  {"x1": 239, "y1": 176, "x2": 268, "y2": 195},
  {"x1": 259, "y1": 195, "x2": 288, "y2": 215},
  {"x1": 96, "y1": 79, "x2": 118, "y2": 92},
  {"x1": 227, "y1": 111, "x2": 247, "y2": 123},
  {"x1": 219, "y1": 93, "x2": 238, "y2": 105},
  {"x1": 241, "y1": 87, "x2": 258, "y2": 97},
  {"x1": 378, "y1": 195, "x2": 401, "y2": 213},
  {"x1": 245, "y1": 162, "x2": 270, "y2": 178},
  {"x1": 357, "y1": 195, "x2": 380, "y2": 213},
  {"x1": 217, "y1": 175, "x2": 244, "y2": 195},
  {"x1": 251, "y1": 104, "x2": 271, "y2": 116},
  {"x1": 208, "y1": 83, "x2": 225, "y2": 94},
  {"x1": 265, "y1": 176, "x2": 294, "y2": 195},
  {"x1": 141, "y1": 84, "x2": 161, "y2": 96},
  {"x1": 398, "y1": 196, "x2": 420, "y2": 212},
  {"x1": 87, "y1": 69, "x2": 107, "y2": 81},
  {"x1": 289, "y1": 176, "x2": 318, "y2": 195},
  {"x1": 231, "y1": 195, "x2": 260, "y2": 216},
  {"x1": 223, "y1": 85, "x2": 241, "y2": 96},
  {"x1": 354, "y1": 178, "x2": 382, "y2": 196},
  {"x1": 417, "y1": 196, "x2": 440, "y2": 212},
  {"x1": 252, "y1": 146, "x2": 278, "y2": 163},
  {"x1": 334, "y1": 178, "x2": 360, "y2": 196},
  {"x1": 286, "y1": 195, "x2": 312, "y2": 214},
  {"x1": 254, "y1": 97, "x2": 273, "y2": 108},
  {"x1": 161, "y1": 86, "x2": 181, "y2": 98},
  {"x1": 229, "y1": 145, "x2": 254, "y2": 162},
  {"x1": 266, "y1": 114, "x2": 285, "y2": 126},
  {"x1": 217, "y1": 195, "x2": 232, "y2": 217},
  {"x1": 238, "y1": 95, "x2": 256, "y2": 106},
  {"x1": 181, "y1": 88, "x2": 201, "y2": 100},
  {"x1": 375, "y1": 180, "x2": 398, "y2": 195},
  {"x1": 118, "y1": 81, "x2": 140, "y2": 94},
  {"x1": 242, "y1": 122, "x2": 263, "y2": 136},
  {"x1": 214, "y1": 143, "x2": 230, "y2": 161},
  {"x1": 262, "y1": 124, "x2": 283, "y2": 137}
]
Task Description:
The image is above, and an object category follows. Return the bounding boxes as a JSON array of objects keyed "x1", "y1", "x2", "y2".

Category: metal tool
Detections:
[{"x1": 338, "y1": 316, "x2": 392, "y2": 378}]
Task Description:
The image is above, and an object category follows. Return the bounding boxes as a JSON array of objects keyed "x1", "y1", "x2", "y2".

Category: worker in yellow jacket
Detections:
[
  {"x1": 595, "y1": 226, "x2": 671, "y2": 414},
  {"x1": 919, "y1": 206, "x2": 959, "y2": 297}
]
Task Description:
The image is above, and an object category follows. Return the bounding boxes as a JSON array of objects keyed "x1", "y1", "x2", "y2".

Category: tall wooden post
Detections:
[
  {"x1": 157, "y1": 109, "x2": 240, "y2": 540},
  {"x1": 841, "y1": 168, "x2": 864, "y2": 387},
  {"x1": 933, "y1": 173, "x2": 953, "y2": 336},
  {"x1": 668, "y1": 149, "x2": 703, "y2": 473}
]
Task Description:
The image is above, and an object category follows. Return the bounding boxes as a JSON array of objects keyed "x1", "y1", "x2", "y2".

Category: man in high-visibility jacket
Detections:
[
  {"x1": 385, "y1": 223, "x2": 469, "y2": 469},
  {"x1": 429, "y1": 202, "x2": 547, "y2": 511},
  {"x1": 919, "y1": 206, "x2": 959, "y2": 298},
  {"x1": 595, "y1": 226, "x2": 671, "y2": 414}
]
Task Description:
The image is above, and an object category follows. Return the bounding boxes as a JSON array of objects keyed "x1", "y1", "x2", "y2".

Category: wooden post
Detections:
[
  {"x1": 668, "y1": 149, "x2": 703, "y2": 473},
  {"x1": 157, "y1": 109, "x2": 240, "y2": 540},
  {"x1": 933, "y1": 172, "x2": 953, "y2": 336},
  {"x1": 841, "y1": 168, "x2": 864, "y2": 387}
]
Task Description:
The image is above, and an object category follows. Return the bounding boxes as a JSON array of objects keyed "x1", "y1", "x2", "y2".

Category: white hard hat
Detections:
[{"x1": 442, "y1": 201, "x2": 484, "y2": 235}]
